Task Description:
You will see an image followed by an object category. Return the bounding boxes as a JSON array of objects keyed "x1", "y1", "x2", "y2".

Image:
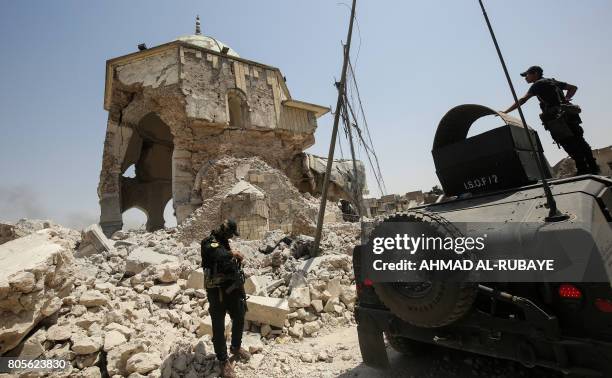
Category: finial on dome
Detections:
[{"x1": 195, "y1": 15, "x2": 201, "y2": 35}]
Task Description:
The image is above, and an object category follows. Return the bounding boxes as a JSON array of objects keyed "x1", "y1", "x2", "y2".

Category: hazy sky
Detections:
[{"x1": 1, "y1": 0, "x2": 611, "y2": 229}]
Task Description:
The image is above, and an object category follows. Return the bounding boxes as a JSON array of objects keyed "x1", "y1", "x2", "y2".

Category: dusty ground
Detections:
[{"x1": 235, "y1": 325, "x2": 561, "y2": 378}]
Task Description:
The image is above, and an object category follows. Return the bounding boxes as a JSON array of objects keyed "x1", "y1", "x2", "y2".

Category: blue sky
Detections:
[{"x1": 1, "y1": 1, "x2": 611, "y2": 229}]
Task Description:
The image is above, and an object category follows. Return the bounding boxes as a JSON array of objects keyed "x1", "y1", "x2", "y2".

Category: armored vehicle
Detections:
[{"x1": 354, "y1": 105, "x2": 612, "y2": 375}]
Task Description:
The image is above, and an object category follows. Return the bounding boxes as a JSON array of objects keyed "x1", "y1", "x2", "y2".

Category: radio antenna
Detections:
[{"x1": 477, "y1": 0, "x2": 568, "y2": 222}]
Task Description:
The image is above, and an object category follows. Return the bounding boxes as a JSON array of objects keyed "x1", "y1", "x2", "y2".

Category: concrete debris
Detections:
[
  {"x1": 197, "y1": 316, "x2": 231, "y2": 338},
  {"x1": 0, "y1": 230, "x2": 76, "y2": 354},
  {"x1": 245, "y1": 296, "x2": 291, "y2": 328},
  {"x1": 0, "y1": 204, "x2": 360, "y2": 376},
  {"x1": 77, "y1": 224, "x2": 114, "y2": 257},
  {"x1": 186, "y1": 267, "x2": 204, "y2": 290},
  {"x1": 79, "y1": 290, "x2": 110, "y2": 307},
  {"x1": 126, "y1": 247, "x2": 179, "y2": 274}
]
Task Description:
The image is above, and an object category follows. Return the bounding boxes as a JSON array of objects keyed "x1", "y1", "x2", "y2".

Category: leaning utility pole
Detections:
[
  {"x1": 313, "y1": 0, "x2": 358, "y2": 256},
  {"x1": 343, "y1": 95, "x2": 363, "y2": 218}
]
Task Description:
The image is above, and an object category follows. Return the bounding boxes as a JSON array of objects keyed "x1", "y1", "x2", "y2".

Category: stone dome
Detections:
[{"x1": 175, "y1": 34, "x2": 239, "y2": 58}]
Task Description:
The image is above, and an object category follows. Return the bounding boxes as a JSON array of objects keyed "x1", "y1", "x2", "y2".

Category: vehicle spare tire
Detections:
[{"x1": 371, "y1": 211, "x2": 477, "y2": 328}]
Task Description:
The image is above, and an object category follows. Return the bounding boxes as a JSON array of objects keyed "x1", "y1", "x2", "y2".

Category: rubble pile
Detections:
[
  {"x1": 177, "y1": 156, "x2": 342, "y2": 243},
  {"x1": 0, "y1": 214, "x2": 359, "y2": 377}
]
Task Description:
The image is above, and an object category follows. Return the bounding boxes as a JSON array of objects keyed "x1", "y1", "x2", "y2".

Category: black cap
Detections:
[
  {"x1": 520, "y1": 65, "x2": 543, "y2": 77},
  {"x1": 223, "y1": 219, "x2": 240, "y2": 237}
]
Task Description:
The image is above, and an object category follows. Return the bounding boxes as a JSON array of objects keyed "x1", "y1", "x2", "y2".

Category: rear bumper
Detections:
[{"x1": 356, "y1": 304, "x2": 612, "y2": 376}]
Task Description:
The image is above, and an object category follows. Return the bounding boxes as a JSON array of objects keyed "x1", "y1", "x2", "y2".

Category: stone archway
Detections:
[{"x1": 120, "y1": 113, "x2": 174, "y2": 231}]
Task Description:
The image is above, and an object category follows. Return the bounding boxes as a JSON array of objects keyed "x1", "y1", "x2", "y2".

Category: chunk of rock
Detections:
[
  {"x1": 76, "y1": 224, "x2": 113, "y2": 258},
  {"x1": 197, "y1": 315, "x2": 231, "y2": 338},
  {"x1": 126, "y1": 352, "x2": 162, "y2": 374},
  {"x1": 125, "y1": 247, "x2": 178, "y2": 274},
  {"x1": 0, "y1": 231, "x2": 75, "y2": 354},
  {"x1": 72, "y1": 334, "x2": 102, "y2": 355},
  {"x1": 303, "y1": 321, "x2": 321, "y2": 336},
  {"x1": 288, "y1": 287, "x2": 310, "y2": 308},
  {"x1": 79, "y1": 290, "x2": 109, "y2": 307},
  {"x1": 148, "y1": 283, "x2": 180, "y2": 303},
  {"x1": 289, "y1": 323, "x2": 304, "y2": 338},
  {"x1": 16, "y1": 328, "x2": 46, "y2": 359},
  {"x1": 310, "y1": 299, "x2": 324, "y2": 313},
  {"x1": 8, "y1": 271, "x2": 36, "y2": 293},
  {"x1": 46, "y1": 324, "x2": 72, "y2": 341},
  {"x1": 245, "y1": 295, "x2": 290, "y2": 328},
  {"x1": 340, "y1": 286, "x2": 357, "y2": 306},
  {"x1": 326, "y1": 277, "x2": 341, "y2": 298},
  {"x1": 242, "y1": 332, "x2": 264, "y2": 354},
  {"x1": 106, "y1": 341, "x2": 146, "y2": 376},
  {"x1": 154, "y1": 262, "x2": 181, "y2": 283},
  {"x1": 104, "y1": 330, "x2": 127, "y2": 352},
  {"x1": 324, "y1": 297, "x2": 343, "y2": 314},
  {"x1": 186, "y1": 268, "x2": 204, "y2": 290}
]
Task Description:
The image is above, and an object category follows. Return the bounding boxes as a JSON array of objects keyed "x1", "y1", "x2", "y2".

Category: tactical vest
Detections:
[{"x1": 201, "y1": 235, "x2": 237, "y2": 289}]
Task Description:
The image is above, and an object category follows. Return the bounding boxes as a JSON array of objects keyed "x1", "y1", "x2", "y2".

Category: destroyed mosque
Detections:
[{"x1": 97, "y1": 20, "x2": 366, "y2": 239}]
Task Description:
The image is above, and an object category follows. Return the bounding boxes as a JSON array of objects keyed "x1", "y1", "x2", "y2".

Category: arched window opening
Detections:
[
  {"x1": 123, "y1": 164, "x2": 136, "y2": 178},
  {"x1": 122, "y1": 208, "x2": 148, "y2": 231},
  {"x1": 227, "y1": 90, "x2": 249, "y2": 128}
]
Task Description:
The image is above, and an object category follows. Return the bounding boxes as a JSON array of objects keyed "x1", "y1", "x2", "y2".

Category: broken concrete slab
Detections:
[
  {"x1": 125, "y1": 247, "x2": 178, "y2": 274},
  {"x1": 245, "y1": 295, "x2": 290, "y2": 328},
  {"x1": 76, "y1": 224, "x2": 114, "y2": 258}
]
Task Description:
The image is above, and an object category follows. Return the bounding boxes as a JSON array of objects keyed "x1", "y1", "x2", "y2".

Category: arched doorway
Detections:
[{"x1": 120, "y1": 113, "x2": 174, "y2": 231}]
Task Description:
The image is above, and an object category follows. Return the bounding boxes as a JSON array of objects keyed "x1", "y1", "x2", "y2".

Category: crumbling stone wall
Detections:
[{"x1": 98, "y1": 40, "x2": 329, "y2": 237}]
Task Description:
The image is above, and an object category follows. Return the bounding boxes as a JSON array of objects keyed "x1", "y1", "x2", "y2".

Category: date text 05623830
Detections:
[{"x1": 0, "y1": 358, "x2": 70, "y2": 373}]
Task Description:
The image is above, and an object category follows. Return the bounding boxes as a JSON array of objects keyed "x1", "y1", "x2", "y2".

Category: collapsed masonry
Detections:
[
  {"x1": 98, "y1": 24, "x2": 366, "y2": 237},
  {"x1": 0, "y1": 217, "x2": 359, "y2": 377}
]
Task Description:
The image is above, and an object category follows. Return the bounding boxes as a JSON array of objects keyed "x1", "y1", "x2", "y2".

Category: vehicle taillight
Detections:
[
  {"x1": 595, "y1": 298, "x2": 612, "y2": 313},
  {"x1": 558, "y1": 284, "x2": 582, "y2": 299}
]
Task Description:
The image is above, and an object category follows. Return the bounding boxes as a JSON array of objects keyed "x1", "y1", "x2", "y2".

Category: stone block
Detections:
[
  {"x1": 76, "y1": 224, "x2": 114, "y2": 258},
  {"x1": 288, "y1": 287, "x2": 310, "y2": 308},
  {"x1": 125, "y1": 247, "x2": 178, "y2": 274},
  {"x1": 245, "y1": 295, "x2": 290, "y2": 328},
  {"x1": 197, "y1": 315, "x2": 231, "y2": 338},
  {"x1": 244, "y1": 275, "x2": 271, "y2": 296},
  {"x1": 148, "y1": 284, "x2": 180, "y2": 303},
  {"x1": 186, "y1": 268, "x2": 204, "y2": 290}
]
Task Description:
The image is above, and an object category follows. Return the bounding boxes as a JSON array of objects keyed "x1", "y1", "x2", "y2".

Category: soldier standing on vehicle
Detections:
[
  {"x1": 503, "y1": 65, "x2": 600, "y2": 175},
  {"x1": 201, "y1": 219, "x2": 251, "y2": 378}
]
